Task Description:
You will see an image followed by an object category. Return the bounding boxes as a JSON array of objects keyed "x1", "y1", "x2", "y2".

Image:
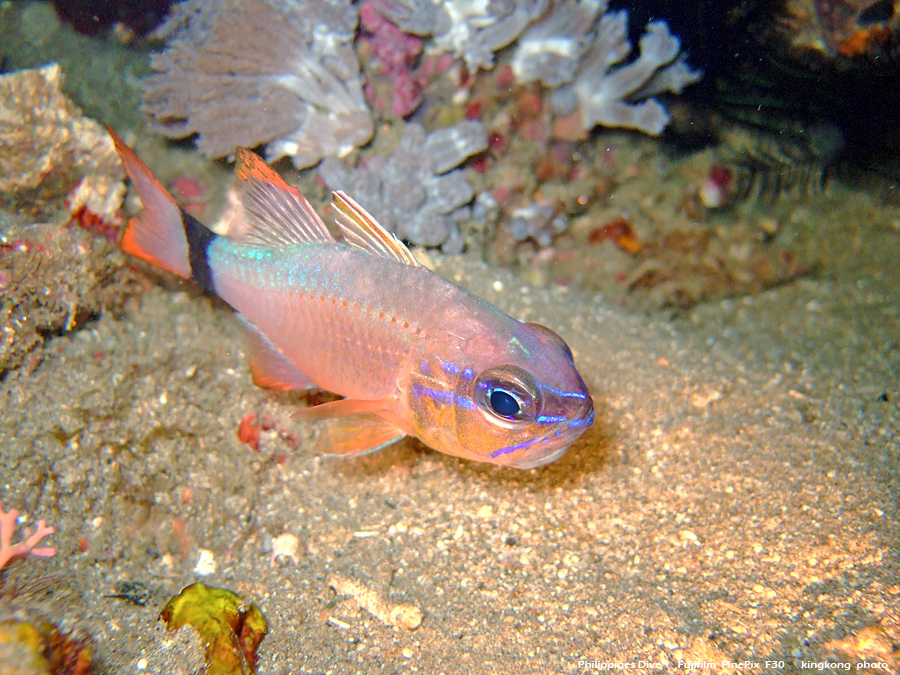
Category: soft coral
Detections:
[{"x1": 0, "y1": 504, "x2": 56, "y2": 572}]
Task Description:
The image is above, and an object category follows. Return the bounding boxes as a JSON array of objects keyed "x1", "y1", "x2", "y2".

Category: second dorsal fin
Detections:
[
  {"x1": 331, "y1": 191, "x2": 420, "y2": 266},
  {"x1": 228, "y1": 148, "x2": 333, "y2": 248}
]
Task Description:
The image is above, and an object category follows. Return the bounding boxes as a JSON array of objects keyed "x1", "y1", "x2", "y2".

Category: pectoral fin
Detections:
[{"x1": 293, "y1": 398, "x2": 406, "y2": 457}]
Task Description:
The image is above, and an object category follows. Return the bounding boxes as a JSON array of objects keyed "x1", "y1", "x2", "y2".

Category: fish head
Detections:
[{"x1": 406, "y1": 322, "x2": 594, "y2": 469}]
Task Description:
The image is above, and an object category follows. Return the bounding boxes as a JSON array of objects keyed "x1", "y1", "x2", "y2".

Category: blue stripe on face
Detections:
[
  {"x1": 454, "y1": 394, "x2": 475, "y2": 410},
  {"x1": 536, "y1": 415, "x2": 567, "y2": 424},
  {"x1": 461, "y1": 368, "x2": 475, "y2": 380},
  {"x1": 492, "y1": 406, "x2": 593, "y2": 457},
  {"x1": 489, "y1": 436, "x2": 539, "y2": 458},
  {"x1": 541, "y1": 385, "x2": 588, "y2": 399},
  {"x1": 412, "y1": 383, "x2": 454, "y2": 405},
  {"x1": 413, "y1": 384, "x2": 474, "y2": 409},
  {"x1": 568, "y1": 410, "x2": 593, "y2": 428},
  {"x1": 439, "y1": 359, "x2": 460, "y2": 375}
]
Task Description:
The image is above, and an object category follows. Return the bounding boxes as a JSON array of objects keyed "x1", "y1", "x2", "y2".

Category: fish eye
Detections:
[
  {"x1": 474, "y1": 366, "x2": 541, "y2": 424},
  {"x1": 490, "y1": 389, "x2": 520, "y2": 417}
]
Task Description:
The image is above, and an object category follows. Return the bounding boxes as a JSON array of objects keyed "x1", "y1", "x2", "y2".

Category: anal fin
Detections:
[
  {"x1": 313, "y1": 414, "x2": 406, "y2": 458},
  {"x1": 293, "y1": 398, "x2": 406, "y2": 457},
  {"x1": 234, "y1": 314, "x2": 316, "y2": 391}
]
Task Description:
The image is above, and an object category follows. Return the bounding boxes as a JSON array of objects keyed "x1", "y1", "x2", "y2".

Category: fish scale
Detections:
[{"x1": 212, "y1": 243, "x2": 441, "y2": 398}]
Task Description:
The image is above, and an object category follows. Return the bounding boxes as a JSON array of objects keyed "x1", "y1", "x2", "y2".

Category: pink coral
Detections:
[
  {"x1": 0, "y1": 504, "x2": 56, "y2": 572},
  {"x1": 359, "y1": 0, "x2": 424, "y2": 117}
]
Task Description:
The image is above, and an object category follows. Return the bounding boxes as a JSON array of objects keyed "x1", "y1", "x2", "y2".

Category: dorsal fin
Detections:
[
  {"x1": 228, "y1": 148, "x2": 333, "y2": 248},
  {"x1": 331, "y1": 191, "x2": 420, "y2": 266}
]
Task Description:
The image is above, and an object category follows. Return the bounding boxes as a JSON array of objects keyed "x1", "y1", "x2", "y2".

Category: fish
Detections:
[{"x1": 108, "y1": 129, "x2": 594, "y2": 469}]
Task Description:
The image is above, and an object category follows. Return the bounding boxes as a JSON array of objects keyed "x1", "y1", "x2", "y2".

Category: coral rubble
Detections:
[
  {"x1": 0, "y1": 63, "x2": 125, "y2": 220},
  {"x1": 318, "y1": 120, "x2": 487, "y2": 252},
  {"x1": 0, "y1": 217, "x2": 139, "y2": 378},
  {"x1": 143, "y1": 0, "x2": 373, "y2": 169},
  {"x1": 0, "y1": 64, "x2": 140, "y2": 378}
]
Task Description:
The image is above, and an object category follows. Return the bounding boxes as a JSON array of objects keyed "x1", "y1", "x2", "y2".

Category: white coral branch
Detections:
[
  {"x1": 0, "y1": 505, "x2": 56, "y2": 572},
  {"x1": 563, "y1": 15, "x2": 701, "y2": 136},
  {"x1": 515, "y1": 3, "x2": 702, "y2": 137}
]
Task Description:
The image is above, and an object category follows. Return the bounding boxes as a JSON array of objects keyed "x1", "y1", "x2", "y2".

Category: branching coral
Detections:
[
  {"x1": 512, "y1": 0, "x2": 702, "y2": 136},
  {"x1": 0, "y1": 504, "x2": 56, "y2": 572}
]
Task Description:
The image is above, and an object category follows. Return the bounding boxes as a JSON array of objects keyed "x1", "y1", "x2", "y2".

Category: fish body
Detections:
[{"x1": 110, "y1": 130, "x2": 593, "y2": 468}]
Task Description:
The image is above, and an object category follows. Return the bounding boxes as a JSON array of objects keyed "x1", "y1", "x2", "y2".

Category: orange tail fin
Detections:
[{"x1": 107, "y1": 127, "x2": 194, "y2": 279}]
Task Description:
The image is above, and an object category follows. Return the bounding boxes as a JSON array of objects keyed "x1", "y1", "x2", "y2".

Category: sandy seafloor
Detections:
[
  {"x1": 2, "y1": 242, "x2": 899, "y2": 673},
  {"x1": 1, "y1": 7, "x2": 900, "y2": 675}
]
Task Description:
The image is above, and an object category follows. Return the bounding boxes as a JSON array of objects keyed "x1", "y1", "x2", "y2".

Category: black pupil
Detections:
[{"x1": 490, "y1": 390, "x2": 520, "y2": 417}]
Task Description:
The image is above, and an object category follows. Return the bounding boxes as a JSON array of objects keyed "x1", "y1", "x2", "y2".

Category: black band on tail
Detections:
[{"x1": 183, "y1": 210, "x2": 217, "y2": 293}]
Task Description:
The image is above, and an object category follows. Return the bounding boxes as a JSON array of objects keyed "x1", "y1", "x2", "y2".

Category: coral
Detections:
[
  {"x1": 507, "y1": 0, "x2": 701, "y2": 136},
  {"x1": 358, "y1": 0, "x2": 424, "y2": 117},
  {"x1": 543, "y1": 5, "x2": 702, "y2": 136},
  {"x1": 143, "y1": 0, "x2": 373, "y2": 169},
  {"x1": 318, "y1": 120, "x2": 487, "y2": 251},
  {"x1": 373, "y1": 1, "x2": 698, "y2": 135},
  {"x1": 511, "y1": 0, "x2": 604, "y2": 88},
  {"x1": 0, "y1": 64, "x2": 138, "y2": 376},
  {"x1": 0, "y1": 504, "x2": 55, "y2": 573},
  {"x1": 378, "y1": 0, "x2": 548, "y2": 70},
  {"x1": 0, "y1": 63, "x2": 125, "y2": 221},
  {"x1": 506, "y1": 202, "x2": 567, "y2": 248}
]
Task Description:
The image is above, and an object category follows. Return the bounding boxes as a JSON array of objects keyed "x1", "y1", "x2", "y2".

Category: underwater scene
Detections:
[{"x1": 0, "y1": 0, "x2": 898, "y2": 672}]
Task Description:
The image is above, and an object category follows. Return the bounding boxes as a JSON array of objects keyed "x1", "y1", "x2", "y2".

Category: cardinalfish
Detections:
[{"x1": 109, "y1": 129, "x2": 594, "y2": 469}]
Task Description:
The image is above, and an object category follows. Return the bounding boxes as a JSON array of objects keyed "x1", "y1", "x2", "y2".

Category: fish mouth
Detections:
[
  {"x1": 511, "y1": 443, "x2": 570, "y2": 470},
  {"x1": 508, "y1": 402, "x2": 595, "y2": 470}
]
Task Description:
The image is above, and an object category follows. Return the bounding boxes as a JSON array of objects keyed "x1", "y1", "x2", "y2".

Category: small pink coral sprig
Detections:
[{"x1": 0, "y1": 504, "x2": 56, "y2": 571}]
